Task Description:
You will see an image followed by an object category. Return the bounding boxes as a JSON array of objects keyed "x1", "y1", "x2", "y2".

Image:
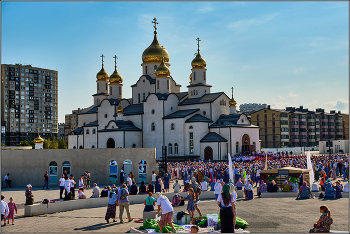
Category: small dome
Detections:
[
  {"x1": 34, "y1": 135, "x2": 44, "y2": 144},
  {"x1": 96, "y1": 66, "x2": 109, "y2": 81},
  {"x1": 117, "y1": 102, "x2": 124, "y2": 114},
  {"x1": 191, "y1": 52, "x2": 206, "y2": 69},
  {"x1": 109, "y1": 68, "x2": 123, "y2": 84},
  {"x1": 155, "y1": 58, "x2": 170, "y2": 77},
  {"x1": 142, "y1": 33, "x2": 169, "y2": 63},
  {"x1": 229, "y1": 97, "x2": 237, "y2": 107}
]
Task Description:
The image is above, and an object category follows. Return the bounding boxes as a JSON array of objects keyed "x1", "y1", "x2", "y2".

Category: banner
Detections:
[
  {"x1": 228, "y1": 153, "x2": 234, "y2": 183},
  {"x1": 307, "y1": 150, "x2": 314, "y2": 186}
]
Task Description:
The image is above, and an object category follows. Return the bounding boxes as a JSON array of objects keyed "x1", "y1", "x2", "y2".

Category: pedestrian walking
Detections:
[
  {"x1": 105, "y1": 186, "x2": 119, "y2": 223},
  {"x1": 117, "y1": 183, "x2": 133, "y2": 223},
  {"x1": 43, "y1": 171, "x2": 49, "y2": 189},
  {"x1": 70, "y1": 175, "x2": 76, "y2": 199},
  {"x1": 4, "y1": 173, "x2": 11, "y2": 188},
  {"x1": 1, "y1": 195, "x2": 9, "y2": 226},
  {"x1": 79, "y1": 175, "x2": 84, "y2": 192},
  {"x1": 7, "y1": 197, "x2": 17, "y2": 225},
  {"x1": 190, "y1": 177, "x2": 202, "y2": 217},
  {"x1": 86, "y1": 172, "x2": 91, "y2": 190},
  {"x1": 64, "y1": 175, "x2": 72, "y2": 200}
]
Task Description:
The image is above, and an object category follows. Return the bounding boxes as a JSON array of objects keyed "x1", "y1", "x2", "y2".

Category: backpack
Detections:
[
  {"x1": 120, "y1": 188, "x2": 127, "y2": 200},
  {"x1": 195, "y1": 183, "x2": 201, "y2": 195},
  {"x1": 172, "y1": 194, "x2": 181, "y2": 207},
  {"x1": 43, "y1": 199, "x2": 49, "y2": 204}
]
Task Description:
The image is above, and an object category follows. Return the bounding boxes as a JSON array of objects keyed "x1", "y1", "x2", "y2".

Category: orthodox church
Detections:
[{"x1": 68, "y1": 19, "x2": 260, "y2": 161}]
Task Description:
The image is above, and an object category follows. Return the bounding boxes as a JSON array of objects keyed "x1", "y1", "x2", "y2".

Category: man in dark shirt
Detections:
[
  {"x1": 147, "y1": 181, "x2": 154, "y2": 193},
  {"x1": 43, "y1": 171, "x2": 49, "y2": 189},
  {"x1": 130, "y1": 181, "x2": 138, "y2": 195}
]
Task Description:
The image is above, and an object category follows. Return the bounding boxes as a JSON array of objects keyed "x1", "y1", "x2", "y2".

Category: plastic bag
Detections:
[{"x1": 207, "y1": 214, "x2": 219, "y2": 228}]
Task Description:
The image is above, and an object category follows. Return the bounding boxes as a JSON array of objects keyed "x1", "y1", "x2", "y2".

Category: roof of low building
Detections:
[
  {"x1": 99, "y1": 120, "x2": 141, "y2": 132},
  {"x1": 70, "y1": 127, "x2": 84, "y2": 135},
  {"x1": 92, "y1": 92, "x2": 108, "y2": 96},
  {"x1": 77, "y1": 106, "x2": 98, "y2": 115},
  {"x1": 82, "y1": 121, "x2": 99, "y2": 127},
  {"x1": 118, "y1": 103, "x2": 144, "y2": 116},
  {"x1": 185, "y1": 114, "x2": 213, "y2": 123},
  {"x1": 163, "y1": 109, "x2": 199, "y2": 119},
  {"x1": 187, "y1": 83, "x2": 212, "y2": 88},
  {"x1": 200, "y1": 132, "x2": 228, "y2": 142},
  {"x1": 179, "y1": 92, "x2": 224, "y2": 106}
]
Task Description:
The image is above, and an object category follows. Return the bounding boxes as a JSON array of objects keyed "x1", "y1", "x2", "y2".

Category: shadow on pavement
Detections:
[{"x1": 74, "y1": 222, "x2": 124, "y2": 231}]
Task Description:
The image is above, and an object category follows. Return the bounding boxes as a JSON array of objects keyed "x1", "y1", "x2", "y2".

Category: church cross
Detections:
[
  {"x1": 113, "y1": 55, "x2": 118, "y2": 69},
  {"x1": 152, "y1": 18, "x2": 159, "y2": 32},
  {"x1": 231, "y1": 87, "x2": 234, "y2": 99},
  {"x1": 37, "y1": 127, "x2": 40, "y2": 137},
  {"x1": 100, "y1": 54, "x2": 105, "y2": 66},
  {"x1": 196, "y1": 37, "x2": 201, "y2": 52}
]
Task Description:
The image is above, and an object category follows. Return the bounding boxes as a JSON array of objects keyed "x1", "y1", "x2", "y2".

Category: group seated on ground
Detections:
[{"x1": 297, "y1": 182, "x2": 314, "y2": 199}]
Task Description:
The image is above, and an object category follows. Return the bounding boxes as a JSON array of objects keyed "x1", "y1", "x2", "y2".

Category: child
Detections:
[
  {"x1": 309, "y1": 205, "x2": 333, "y2": 233},
  {"x1": 181, "y1": 188, "x2": 196, "y2": 221},
  {"x1": 191, "y1": 225, "x2": 199, "y2": 233},
  {"x1": 78, "y1": 190, "x2": 86, "y2": 199},
  {"x1": 7, "y1": 197, "x2": 17, "y2": 225}
]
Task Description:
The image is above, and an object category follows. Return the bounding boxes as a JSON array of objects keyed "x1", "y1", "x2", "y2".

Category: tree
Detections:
[
  {"x1": 57, "y1": 138, "x2": 67, "y2": 149},
  {"x1": 16, "y1": 140, "x2": 35, "y2": 149},
  {"x1": 1, "y1": 143, "x2": 5, "y2": 147},
  {"x1": 43, "y1": 138, "x2": 58, "y2": 149}
]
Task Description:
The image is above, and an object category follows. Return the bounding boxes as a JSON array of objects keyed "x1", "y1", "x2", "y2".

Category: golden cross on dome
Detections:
[
  {"x1": 113, "y1": 55, "x2": 118, "y2": 69},
  {"x1": 231, "y1": 87, "x2": 234, "y2": 99},
  {"x1": 196, "y1": 37, "x2": 201, "y2": 52},
  {"x1": 37, "y1": 127, "x2": 40, "y2": 137},
  {"x1": 152, "y1": 18, "x2": 158, "y2": 32},
  {"x1": 100, "y1": 54, "x2": 105, "y2": 66}
]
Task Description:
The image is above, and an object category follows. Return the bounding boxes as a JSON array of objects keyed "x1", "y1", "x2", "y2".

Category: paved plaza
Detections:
[{"x1": 1, "y1": 182, "x2": 349, "y2": 233}]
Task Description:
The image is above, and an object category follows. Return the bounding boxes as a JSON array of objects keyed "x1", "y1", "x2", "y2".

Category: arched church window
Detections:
[
  {"x1": 168, "y1": 143, "x2": 173, "y2": 155},
  {"x1": 104, "y1": 114, "x2": 108, "y2": 118},
  {"x1": 106, "y1": 83, "x2": 107, "y2": 90},
  {"x1": 145, "y1": 66, "x2": 148, "y2": 75},
  {"x1": 194, "y1": 72, "x2": 196, "y2": 80},
  {"x1": 196, "y1": 90, "x2": 198, "y2": 95},
  {"x1": 174, "y1": 143, "x2": 178, "y2": 155},
  {"x1": 132, "y1": 144, "x2": 136, "y2": 148},
  {"x1": 204, "y1": 71, "x2": 206, "y2": 80},
  {"x1": 151, "y1": 123, "x2": 155, "y2": 131},
  {"x1": 119, "y1": 86, "x2": 121, "y2": 96},
  {"x1": 236, "y1": 142, "x2": 239, "y2": 154},
  {"x1": 203, "y1": 111, "x2": 206, "y2": 115},
  {"x1": 97, "y1": 83, "x2": 99, "y2": 90},
  {"x1": 92, "y1": 128, "x2": 96, "y2": 134},
  {"x1": 110, "y1": 87, "x2": 112, "y2": 95},
  {"x1": 73, "y1": 146, "x2": 76, "y2": 149},
  {"x1": 143, "y1": 93, "x2": 145, "y2": 101},
  {"x1": 86, "y1": 129, "x2": 89, "y2": 134},
  {"x1": 151, "y1": 109, "x2": 155, "y2": 114},
  {"x1": 138, "y1": 93, "x2": 140, "y2": 103},
  {"x1": 205, "y1": 90, "x2": 207, "y2": 94},
  {"x1": 189, "y1": 125, "x2": 193, "y2": 129},
  {"x1": 167, "y1": 80, "x2": 169, "y2": 89},
  {"x1": 154, "y1": 65, "x2": 157, "y2": 70},
  {"x1": 171, "y1": 123, "x2": 175, "y2": 130},
  {"x1": 157, "y1": 80, "x2": 159, "y2": 89}
]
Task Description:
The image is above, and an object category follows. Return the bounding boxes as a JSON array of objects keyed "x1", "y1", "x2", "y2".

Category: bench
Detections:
[{"x1": 24, "y1": 191, "x2": 216, "y2": 217}]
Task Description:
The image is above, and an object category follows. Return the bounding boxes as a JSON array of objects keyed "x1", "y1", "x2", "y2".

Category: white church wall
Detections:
[
  {"x1": 212, "y1": 95, "x2": 230, "y2": 122},
  {"x1": 124, "y1": 115, "x2": 143, "y2": 130},
  {"x1": 143, "y1": 94, "x2": 164, "y2": 160},
  {"x1": 98, "y1": 131, "x2": 124, "y2": 148},
  {"x1": 132, "y1": 76, "x2": 156, "y2": 104},
  {"x1": 164, "y1": 94, "x2": 179, "y2": 116},
  {"x1": 178, "y1": 103, "x2": 211, "y2": 120},
  {"x1": 124, "y1": 131, "x2": 142, "y2": 148},
  {"x1": 97, "y1": 100, "x2": 115, "y2": 130},
  {"x1": 77, "y1": 113, "x2": 97, "y2": 128},
  {"x1": 83, "y1": 127, "x2": 98, "y2": 149},
  {"x1": 185, "y1": 122, "x2": 210, "y2": 157},
  {"x1": 164, "y1": 118, "x2": 185, "y2": 156},
  {"x1": 68, "y1": 135, "x2": 77, "y2": 149}
]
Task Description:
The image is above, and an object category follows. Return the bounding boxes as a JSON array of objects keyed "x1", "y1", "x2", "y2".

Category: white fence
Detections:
[{"x1": 260, "y1": 146, "x2": 319, "y2": 154}]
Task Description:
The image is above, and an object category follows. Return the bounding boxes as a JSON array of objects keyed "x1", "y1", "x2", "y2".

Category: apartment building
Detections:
[
  {"x1": 1, "y1": 64, "x2": 58, "y2": 145},
  {"x1": 239, "y1": 103, "x2": 267, "y2": 114},
  {"x1": 251, "y1": 106, "x2": 348, "y2": 148},
  {"x1": 64, "y1": 106, "x2": 93, "y2": 143}
]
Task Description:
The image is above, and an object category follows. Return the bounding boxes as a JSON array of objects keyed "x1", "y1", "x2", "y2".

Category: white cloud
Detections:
[
  {"x1": 271, "y1": 102, "x2": 292, "y2": 109},
  {"x1": 197, "y1": 5, "x2": 214, "y2": 14},
  {"x1": 288, "y1": 91, "x2": 299, "y2": 98},
  {"x1": 228, "y1": 13, "x2": 279, "y2": 33},
  {"x1": 322, "y1": 99, "x2": 349, "y2": 112},
  {"x1": 278, "y1": 95, "x2": 283, "y2": 99}
]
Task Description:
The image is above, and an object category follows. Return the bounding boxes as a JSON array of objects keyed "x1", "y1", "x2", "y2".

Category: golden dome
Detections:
[
  {"x1": 109, "y1": 68, "x2": 123, "y2": 84},
  {"x1": 189, "y1": 73, "x2": 192, "y2": 84},
  {"x1": 191, "y1": 52, "x2": 206, "y2": 69},
  {"x1": 229, "y1": 97, "x2": 237, "y2": 107},
  {"x1": 34, "y1": 135, "x2": 44, "y2": 144},
  {"x1": 155, "y1": 58, "x2": 170, "y2": 77},
  {"x1": 96, "y1": 66, "x2": 109, "y2": 81},
  {"x1": 117, "y1": 101, "x2": 123, "y2": 114},
  {"x1": 142, "y1": 33, "x2": 169, "y2": 63}
]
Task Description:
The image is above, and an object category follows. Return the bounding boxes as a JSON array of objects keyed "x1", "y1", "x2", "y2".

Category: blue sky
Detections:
[{"x1": 1, "y1": 1, "x2": 349, "y2": 123}]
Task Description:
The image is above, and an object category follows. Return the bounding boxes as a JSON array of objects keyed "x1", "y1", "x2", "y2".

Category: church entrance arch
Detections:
[
  {"x1": 107, "y1": 138, "x2": 115, "y2": 148},
  {"x1": 242, "y1": 134, "x2": 250, "y2": 152},
  {"x1": 204, "y1": 146, "x2": 213, "y2": 160}
]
